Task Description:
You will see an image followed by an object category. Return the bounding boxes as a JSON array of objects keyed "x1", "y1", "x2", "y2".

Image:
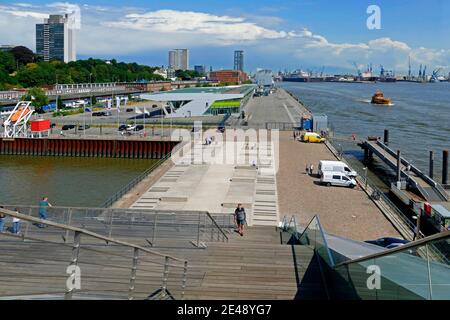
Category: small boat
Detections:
[{"x1": 371, "y1": 90, "x2": 391, "y2": 105}]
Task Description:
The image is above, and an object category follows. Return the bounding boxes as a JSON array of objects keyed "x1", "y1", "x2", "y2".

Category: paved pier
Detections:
[{"x1": 116, "y1": 88, "x2": 401, "y2": 240}]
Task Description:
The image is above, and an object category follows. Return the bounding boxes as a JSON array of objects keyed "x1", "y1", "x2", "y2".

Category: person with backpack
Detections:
[{"x1": 234, "y1": 204, "x2": 246, "y2": 236}]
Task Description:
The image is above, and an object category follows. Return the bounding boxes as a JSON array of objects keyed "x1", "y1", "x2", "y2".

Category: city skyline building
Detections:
[
  {"x1": 168, "y1": 49, "x2": 189, "y2": 70},
  {"x1": 234, "y1": 50, "x2": 244, "y2": 71},
  {"x1": 36, "y1": 14, "x2": 76, "y2": 63}
]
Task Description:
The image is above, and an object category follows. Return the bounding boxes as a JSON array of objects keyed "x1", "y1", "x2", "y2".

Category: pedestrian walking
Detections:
[
  {"x1": 305, "y1": 163, "x2": 309, "y2": 175},
  {"x1": 0, "y1": 206, "x2": 5, "y2": 233},
  {"x1": 310, "y1": 164, "x2": 314, "y2": 176},
  {"x1": 12, "y1": 208, "x2": 20, "y2": 234},
  {"x1": 234, "y1": 204, "x2": 246, "y2": 236},
  {"x1": 38, "y1": 197, "x2": 52, "y2": 228}
]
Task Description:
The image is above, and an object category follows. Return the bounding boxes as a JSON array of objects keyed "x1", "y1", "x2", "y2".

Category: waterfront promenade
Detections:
[{"x1": 115, "y1": 88, "x2": 401, "y2": 240}]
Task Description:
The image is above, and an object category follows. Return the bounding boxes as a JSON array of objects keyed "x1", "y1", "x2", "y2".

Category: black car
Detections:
[
  {"x1": 133, "y1": 125, "x2": 144, "y2": 131},
  {"x1": 92, "y1": 111, "x2": 105, "y2": 117},
  {"x1": 365, "y1": 237, "x2": 410, "y2": 248},
  {"x1": 78, "y1": 125, "x2": 90, "y2": 130},
  {"x1": 62, "y1": 124, "x2": 76, "y2": 131},
  {"x1": 50, "y1": 123, "x2": 56, "y2": 128},
  {"x1": 126, "y1": 108, "x2": 134, "y2": 112},
  {"x1": 217, "y1": 125, "x2": 225, "y2": 133},
  {"x1": 118, "y1": 124, "x2": 128, "y2": 131}
]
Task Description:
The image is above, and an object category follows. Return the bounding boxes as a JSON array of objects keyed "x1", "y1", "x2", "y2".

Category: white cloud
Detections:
[
  {"x1": 104, "y1": 9, "x2": 292, "y2": 44},
  {"x1": 0, "y1": 3, "x2": 448, "y2": 72}
]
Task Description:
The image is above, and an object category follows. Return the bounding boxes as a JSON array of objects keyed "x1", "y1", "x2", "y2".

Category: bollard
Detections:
[
  {"x1": 383, "y1": 129, "x2": 389, "y2": 145},
  {"x1": 429, "y1": 151, "x2": 434, "y2": 179},
  {"x1": 396, "y1": 150, "x2": 401, "y2": 182},
  {"x1": 443, "y1": 150, "x2": 449, "y2": 185}
]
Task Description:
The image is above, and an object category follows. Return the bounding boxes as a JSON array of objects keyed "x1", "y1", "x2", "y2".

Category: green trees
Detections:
[
  {"x1": 175, "y1": 69, "x2": 201, "y2": 80},
  {"x1": 0, "y1": 49, "x2": 165, "y2": 89},
  {"x1": 21, "y1": 87, "x2": 49, "y2": 113}
]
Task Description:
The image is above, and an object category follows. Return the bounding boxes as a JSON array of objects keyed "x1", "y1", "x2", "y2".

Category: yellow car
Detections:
[{"x1": 302, "y1": 132, "x2": 325, "y2": 143}]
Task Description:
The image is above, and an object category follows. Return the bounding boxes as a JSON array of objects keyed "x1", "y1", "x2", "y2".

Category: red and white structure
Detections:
[{"x1": 3, "y1": 101, "x2": 34, "y2": 138}]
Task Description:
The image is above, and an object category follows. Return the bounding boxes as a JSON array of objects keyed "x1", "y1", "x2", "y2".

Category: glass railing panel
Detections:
[
  {"x1": 428, "y1": 238, "x2": 450, "y2": 300},
  {"x1": 373, "y1": 242, "x2": 431, "y2": 300}
]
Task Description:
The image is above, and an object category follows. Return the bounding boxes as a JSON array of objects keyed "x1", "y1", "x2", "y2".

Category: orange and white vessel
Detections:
[{"x1": 3, "y1": 101, "x2": 34, "y2": 138}]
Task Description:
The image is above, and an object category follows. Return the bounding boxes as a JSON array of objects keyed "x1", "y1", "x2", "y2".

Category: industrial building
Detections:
[
  {"x1": 36, "y1": 14, "x2": 76, "y2": 63},
  {"x1": 140, "y1": 84, "x2": 256, "y2": 118}
]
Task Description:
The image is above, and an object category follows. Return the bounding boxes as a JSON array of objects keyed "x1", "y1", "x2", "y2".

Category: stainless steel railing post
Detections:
[
  {"x1": 161, "y1": 256, "x2": 170, "y2": 298},
  {"x1": 152, "y1": 214, "x2": 158, "y2": 246},
  {"x1": 196, "y1": 212, "x2": 201, "y2": 247},
  {"x1": 128, "y1": 248, "x2": 139, "y2": 300},
  {"x1": 65, "y1": 231, "x2": 81, "y2": 300},
  {"x1": 181, "y1": 260, "x2": 188, "y2": 300},
  {"x1": 65, "y1": 208, "x2": 72, "y2": 243},
  {"x1": 108, "y1": 209, "x2": 114, "y2": 239}
]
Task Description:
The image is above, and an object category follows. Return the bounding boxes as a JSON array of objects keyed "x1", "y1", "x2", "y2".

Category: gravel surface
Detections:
[{"x1": 276, "y1": 131, "x2": 401, "y2": 241}]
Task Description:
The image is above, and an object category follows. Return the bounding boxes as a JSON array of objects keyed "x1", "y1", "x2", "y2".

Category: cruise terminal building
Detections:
[{"x1": 140, "y1": 85, "x2": 256, "y2": 118}]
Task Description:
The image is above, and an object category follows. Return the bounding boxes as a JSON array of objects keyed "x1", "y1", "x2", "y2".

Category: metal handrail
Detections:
[
  {"x1": 205, "y1": 212, "x2": 229, "y2": 242},
  {"x1": 298, "y1": 214, "x2": 336, "y2": 267},
  {"x1": 334, "y1": 229, "x2": 450, "y2": 268},
  {"x1": 0, "y1": 207, "x2": 186, "y2": 264},
  {"x1": 100, "y1": 140, "x2": 185, "y2": 208}
]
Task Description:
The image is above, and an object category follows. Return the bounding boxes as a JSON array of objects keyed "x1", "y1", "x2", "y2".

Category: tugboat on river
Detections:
[{"x1": 371, "y1": 90, "x2": 392, "y2": 105}]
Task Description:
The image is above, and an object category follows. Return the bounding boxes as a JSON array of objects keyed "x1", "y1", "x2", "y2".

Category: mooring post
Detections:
[
  {"x1": 396, "y1": 150, "x2": 401, "y2": 182},
  {"x1": 429, "y1": 151, "x2": 434, "y2": 179},
  {"x1": 383, "y1": 129, "x2": 389, "y2": 145},
  {"x1": 443, "y1": 150, "x2": 449, "y2": 185}
]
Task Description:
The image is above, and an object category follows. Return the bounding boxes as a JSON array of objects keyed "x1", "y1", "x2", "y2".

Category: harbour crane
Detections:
[{"x1": 430, "y1": 68, "x2": 442, "y2": 82}]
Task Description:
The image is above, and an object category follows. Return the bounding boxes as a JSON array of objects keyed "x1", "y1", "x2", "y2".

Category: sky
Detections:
[{"x1": 1, "y1": 0, "x2": 450, "y2": 75}]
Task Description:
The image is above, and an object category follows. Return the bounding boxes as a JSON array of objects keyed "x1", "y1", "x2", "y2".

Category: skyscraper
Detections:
[
  {"x1": 168, "y1": 49, "x2": 189, "y2": 70},
  {"x1": 36, "y1": 14, "x2": 76, "y2": 63},
  {"x1": 234, "y1": 50, "x2": 244, "y2": 71}
]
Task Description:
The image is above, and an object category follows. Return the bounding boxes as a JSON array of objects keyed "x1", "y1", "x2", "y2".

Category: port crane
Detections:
[
  {"x1": 430, "y1": 68, "x2": 442, "y2": 82},
  {"x1": 3, "y1": 101, "x2": 34, "y2": 138}
]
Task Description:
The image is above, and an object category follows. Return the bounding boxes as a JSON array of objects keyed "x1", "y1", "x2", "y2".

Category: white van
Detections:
[
  {"x1": 318, "y1": 160, "x2": 358, "y2": 177},
  {"x1": 320, "y1": 172, "x2": 357, "y2": 188}
]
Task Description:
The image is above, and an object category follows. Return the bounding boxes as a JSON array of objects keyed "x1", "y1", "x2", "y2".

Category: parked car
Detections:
[
  {"x1": 61, "y1": 124, "x2": 76, "y2": 131},
  {"x1": 78, "y1": 125, "x2": 90, "y2": 130},
  {"x1": 217, "y1": 125, "x2": 225, "y2": 133},
  {"x1": 320, "y1": 171, "x2": 356, "y2": 188},
  {"x1": 126, "y1": 108, "x2": 134, "y2": 112},
  {"x1": 118, "y1": 124, "x2": 128, "y2": 131},
  {"x1": 365, "y1": 237, "x2": 410, "y2": 248},
  {"x1": 318, "y1": 160, "x2": 358, "y2": 177},
  {"x1": 92, "y1": 111, "x2": 105, "y2": 117},
  {"x1": 133, "y1": 125, "x2": 144, "y2": 131},
  {"x1": 50, "y1": 123, "x2": 56, "y2": 128},
  {"x1": 301, "y1": 132, "x2": 325, "y2": 143}
]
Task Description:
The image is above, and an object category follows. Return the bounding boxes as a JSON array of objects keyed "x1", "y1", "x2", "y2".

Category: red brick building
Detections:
[{"x1": 208, "y1": 70, "x2": 248, "y2": 84}]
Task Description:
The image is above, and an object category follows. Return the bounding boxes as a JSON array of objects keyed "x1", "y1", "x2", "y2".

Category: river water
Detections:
[
  {"x1": 0, "y1": 156, "x2": 156, "y2": 207},
  {"x1": 279, "y1": 81, "x2": 450, "y2": 181}
]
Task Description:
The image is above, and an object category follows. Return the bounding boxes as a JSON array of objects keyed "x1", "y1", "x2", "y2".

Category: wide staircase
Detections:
[{"x1": 1, "y1": 206, "x2": 449, "y2": 300}]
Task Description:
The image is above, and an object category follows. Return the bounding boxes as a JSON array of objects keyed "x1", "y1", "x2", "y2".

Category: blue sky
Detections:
[{"x1": 1, "y1": 0, "x2": 449, "y2": 74}]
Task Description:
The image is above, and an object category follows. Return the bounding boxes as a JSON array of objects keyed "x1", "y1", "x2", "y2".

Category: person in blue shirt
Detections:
[
  {"x1": 0, "y1": 206, "x2": 5, "y2": 233},
  {"x1": 234, "y1": 204, "x2": 247, "y2": 237},
  {"x1": 38, "y1": 197, "x2": 52, "y2": 228}
]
